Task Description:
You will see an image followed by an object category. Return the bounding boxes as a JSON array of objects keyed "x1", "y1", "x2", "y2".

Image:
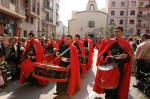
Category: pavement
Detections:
[{"x1": 0, "y1": 49, "x2": 148, "y2": 99}]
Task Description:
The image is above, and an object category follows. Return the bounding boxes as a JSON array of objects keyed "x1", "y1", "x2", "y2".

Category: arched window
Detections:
[{"x1": 90, "y1": 4, "x2": 94, "y2": 10}]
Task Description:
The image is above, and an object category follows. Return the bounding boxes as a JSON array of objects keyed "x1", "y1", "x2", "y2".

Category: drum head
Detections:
[{"x1": 98, "y1": 62, "x2": 117, "y2": 71}]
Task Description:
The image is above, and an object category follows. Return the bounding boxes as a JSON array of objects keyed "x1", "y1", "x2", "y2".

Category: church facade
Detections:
[{"x1": 68, "y1": 0, "x2": 107, "y2": 38}]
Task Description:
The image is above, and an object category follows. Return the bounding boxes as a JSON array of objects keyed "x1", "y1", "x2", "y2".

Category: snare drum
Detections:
[
  {"x1": 32, "y1": 62, "x2": 69, "y2": 82},
  {"x1": 98, "y1": 62, "x2": 120, "y2": 89}
]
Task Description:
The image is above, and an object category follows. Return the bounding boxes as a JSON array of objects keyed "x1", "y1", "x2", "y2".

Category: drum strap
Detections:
[{"x1": 59, "y1": 48, "x2": 70, "y2": 57}]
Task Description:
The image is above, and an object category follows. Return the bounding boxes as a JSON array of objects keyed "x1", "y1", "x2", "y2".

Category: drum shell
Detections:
[
  {"x1": 32, "y1": 62, "x2": 69, "y2": 82},
  {"x1": 98, "y1": 66, "x2": 120, "y2": 89}
]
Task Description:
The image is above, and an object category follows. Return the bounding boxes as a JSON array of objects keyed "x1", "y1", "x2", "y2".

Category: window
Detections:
[
  {"x1": 130, "y1": 10, "x2": 135, "y2": 15},
  {"x1": 31, "y1": 17, "x2": 34, "y2": 24},
  {"x1": 120, "y1": 11, "x2": 124, "y2": 16},
  {"x1": 131, "y1": 1, "x2": 136, "y2": 6},
  {"x1": 24, "y1": 30, "x2": 27, "y2": 37},
  {"x1": 32, "y1": 0, "x2": 35, "y2": 12},
  {"x1": 137, "y1": 29, "x2": 141, "y2": 35},
  {"x1": 111, "y1": 2, "x2": 115, "y2": 7},
  {"x1": 111, "y1": 11, "x2": 115, "y2": 15},
  {"x1": 129, "y1": 28, "x2": 134, "y2": 34},
  {"x1": 90, "y1": 4, "x2": 94, "y2": 10},
  {"x1": 25, "y1": 15, "x2": 28, "y2": 22},
  {"x1": 139, "y1": 2, "x2": 143, "y2": 6},
  {"x1": 120, "y1": 20, "x2": 123, "y2": 24},
  {"x1": 139, "y1": 11, "x2": 142, "y2": 14},
  {"x1": 10, "y1": 0, "x2": 15, "y2": 4},
  {"x1": 130, "y1": 19, "x2": 134, "y2": 24},
  {"x1": 121, "y1": 2, "x2": 125, "y2": 7},
  {"x1": 146, "y1": 29, "x2": 149, "y2": 34},
  {"x1": 37, "y1": 3, "x2": 39, "y2": 15}
]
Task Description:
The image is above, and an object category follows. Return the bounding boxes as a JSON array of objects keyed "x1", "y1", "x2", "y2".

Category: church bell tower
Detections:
[{"x1": 86, "y1": 0, "x2": 98, "y2": 11}]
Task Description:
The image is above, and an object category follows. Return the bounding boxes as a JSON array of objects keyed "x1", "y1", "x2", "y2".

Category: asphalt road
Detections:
[{"x1": 0, "y1": 49, "x2": 148, "y2": 99}]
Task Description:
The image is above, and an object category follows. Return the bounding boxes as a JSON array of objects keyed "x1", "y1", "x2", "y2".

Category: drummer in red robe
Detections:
[
  {"x1": 54, "y1": 35, "x2": 80, "y2": 98},
  {"x1": 20, "y1": 32, "x2": 49, "y2": 86},
  {"x1": 57, "y1": 34, "x2": 66, "y2": 48},
  {"x1": 93, "y1": 26, "x2": 132, "y2": 99},
  {"x1": 44, "y1": 36, "x2": 59, "y2": 63},
  {"x1": 73, "y1": 34, "x2": 86, "y2": 74},
  {"x1": 82, "y1": 34, "x2": 94, "y2": 69}
]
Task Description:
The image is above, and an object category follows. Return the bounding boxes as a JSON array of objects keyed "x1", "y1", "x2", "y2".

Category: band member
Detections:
[
  {"x1": 82, "y1": 34, "x2": 94, "y2": 69},
  {"x1": 74, "y1": 34, "x2": 86, "y2": 74},
  {"x1": 93, "y1": 26, "x2": 132, "y2": 99},
  {"x1": 44, "y1": 36, "x2": 59, "y2": 63},
  {"x1": 57, "y1": 34, "x2": 66, "y2": 48},
  {"x1": 20, "y1": 33, "x2": 49, "y2": 86},
  {"x1": 54, "y1": 35, "x2": 80, "y2": 98}
]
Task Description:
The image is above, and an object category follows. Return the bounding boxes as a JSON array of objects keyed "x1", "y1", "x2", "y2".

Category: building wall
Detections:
[
  {"x1": 107, "y1": 0, "x2": 150, "y2": 36},
  {"x1": 68, "y1": 11, "x2": 107, "y2": 38}
]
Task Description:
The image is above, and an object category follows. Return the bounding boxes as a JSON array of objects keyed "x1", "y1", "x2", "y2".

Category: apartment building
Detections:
[
  {"x1": 22, "y1": 0, "x2": 60, "y2": 38},
  {"x1": 106, "y1": 0, "x2": 150, "y2": 36},
  {"x1": 39, "y1": 0, "x2": 59, "y2": 37},
  {"x1": 0, "y1": 0, "x2": 25, "y2": 36}
]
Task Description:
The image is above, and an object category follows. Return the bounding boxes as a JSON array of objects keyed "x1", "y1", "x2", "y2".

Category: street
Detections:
[{"x1": 0, "y1": 49, "x2": 148, "y2": 99}]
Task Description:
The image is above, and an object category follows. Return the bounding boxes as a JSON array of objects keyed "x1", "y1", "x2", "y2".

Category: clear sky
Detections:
[{"x1": 59, "y1": 0, "x2": 106, "y2": 26}]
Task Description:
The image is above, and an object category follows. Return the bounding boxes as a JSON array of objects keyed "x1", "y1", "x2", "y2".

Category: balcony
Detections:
[
  {"x1": 0, "y1": 0, "x2": 25, "y2": 18},
  {"x1": 42, "y1": 16, "x2": 53, "y2": 25},
  {"x1": 56, "y1": 3, "x2": 59, "y2": 8},
  {"x1": 56, "y1": 21, "x2": 59, "y2": 26},
  {"x1": 139, "y1": 4, "x2": 150, "y2": 10},
  {"x1": 42, "y1": 3, "x2": 53, "y2": 13},
  {"x1": 56, "y1": 12, "x2": 59, "y2": 16},
  {"x1": 137, "y1": 13, "x2": 150, "y2": 19},
  {"x1": 136, "y1": 23, "x2": 150, "y2": 28}
]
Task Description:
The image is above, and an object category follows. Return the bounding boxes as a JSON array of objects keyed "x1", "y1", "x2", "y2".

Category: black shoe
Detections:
[
  {"x1": 53, "y1": 92, "x2": 60, "y2": 95},
  {"x1": 133, "y1": 85, "x2": 139, "y2": 88}
]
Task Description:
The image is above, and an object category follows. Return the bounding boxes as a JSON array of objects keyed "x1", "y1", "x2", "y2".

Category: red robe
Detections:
[
  {"x1": 20, "y1": 40, "x2": 49, "y2": 85},
  {"x1": 57, "y1": 38, "x2": 66, "y2": 47},
  {"x1": 93, "y1": 38, "x2": 132, "y2": 99},
  {"x1": 82, "y1": 39, "x2": 94, "y2": 69},
  {"x1": 67, "y1": 44, "x2": 81, "y2": 97},
  {"x1": 44, "y1": 41, "x2": 59, "y2": 63},
  {"x1": 75, "y1": 40, "x2": 86, "y2": 74},
  {"x1": 96, "y1": 41, "x2": 108, "y2": 66}
]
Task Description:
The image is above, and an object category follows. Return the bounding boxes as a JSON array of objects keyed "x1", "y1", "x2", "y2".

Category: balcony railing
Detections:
[
  {"x1": 15, "y1": 5, "x2": 25, "y2": 16},
  {"x1": 56, "y1": 13, "x2": 59, "y2": 16},
  {"x1": 139, "y1": 4, "x2": 150, "y2": 9},
  {"x1": 137, "y1": 23, "x2": 150, "y2": 27},
  {"x1": 1, "y1": 0, "x2": 9, "y2": 8},
  {"x1": 56, "y1": 21, "x2": 59, "y2": 25},
  {"x1": 42, "y1": 16, "x2": 53, "y2": 23},
  {"x1": 0, "y1": 0, "x2": 25, "y2": 16},
  {"x1": 56, "y1": 3, "x2": 59, "y2": 8},
  {"x1": 42, "y1": 3, "x2": 53, "y2": 12}
]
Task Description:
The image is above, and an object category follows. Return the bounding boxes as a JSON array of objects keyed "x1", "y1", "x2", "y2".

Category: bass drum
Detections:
[{"x1": 33, "y1": 62, "x2": 70, "y2": 82}]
